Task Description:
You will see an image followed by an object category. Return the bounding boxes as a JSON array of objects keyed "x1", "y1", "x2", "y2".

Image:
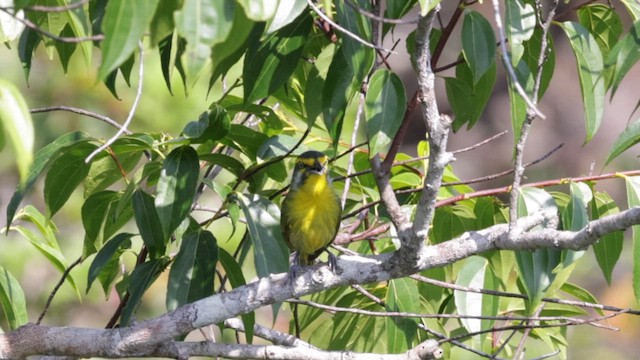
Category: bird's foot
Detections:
[
  {"x1": 327, "y1": 252, "x2": 337, "y2": 273},
  {"x1": 288, "y1": 264, "x2": 302, "y2": 284}
]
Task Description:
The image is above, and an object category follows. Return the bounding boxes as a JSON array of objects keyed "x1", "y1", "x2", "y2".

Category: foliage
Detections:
[{"x1": 1, "y1": 0, "x2": 640, "y2": 359}]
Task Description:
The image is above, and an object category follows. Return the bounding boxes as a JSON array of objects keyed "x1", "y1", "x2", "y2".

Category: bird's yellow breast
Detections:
[{"x1": 285, "y1": 174, "x2": 341, "y2": 259}]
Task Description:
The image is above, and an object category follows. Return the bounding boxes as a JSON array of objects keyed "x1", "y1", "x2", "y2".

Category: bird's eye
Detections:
[{"x1": 296, "y1": 162, "x2": 305, "y2": 169}]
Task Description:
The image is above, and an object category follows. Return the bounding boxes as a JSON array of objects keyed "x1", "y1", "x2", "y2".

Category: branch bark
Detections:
[{"x1": 4, "y1": 205, "x2": 640, "y2": 358}]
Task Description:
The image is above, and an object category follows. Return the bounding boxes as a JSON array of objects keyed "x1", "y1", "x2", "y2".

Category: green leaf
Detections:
[
  {"x1": 199, "y1": 154, "x2": 246, "y2": 178},
  {"x1": 322, "y1": 48, "x2": 374, "y2": 149},
  {"x1": 183, "y1": 105, "x2": 231, "y2": 143},
  {"x1": 210, "y1": 10, "x2": 255, "y2": 83},
  {"x1": 461, "y1": 10, "x2": 496, "y2": 84},
  {"x1": 605, "y1": 119, "x2": 640, "y2": 165},
  {"x1": 431, "y1": 205, "x2": 476, "y2": 244},
  {"x1": 266, "y1": 0, "x2": 306, "y2": 34},
  {"x1": 559, "y1": 21, "x2": 605, "y2": 144},
  {"x1": 591, "y1": 192, "x2": 623, "y2": 285},
  {"x1": 508, "y1": 27, "x2": 555, "y2": 142},
  {"x1": 0, "y1": 3, "x2": 25, "y2": 42},
  {"x1": 625, "y1": 176, "x2": 640, "y2": 303},
  {"x1": 149, "y1": 0, "x2": 181, "y2": 45},
  {"x1": 364, "y1": 69, "x2": 407, "y2": 157},
  {"x1": 505, "y1": 0, "x2": 536, "y2": 65},
  {"x1": 455, "y1": 256, "x2": 499, "y2": 347},
  {"x1": 237, "y1": 0, "x2": 277, "y2": 21},
  {"x1": 54, "y1": 24, "x2": 77, "y2": 73},
  {"x1": 515, "y1": 187, "x2": 560, "y2": 312},
  {"x1": 560, "y1": 182, "x2": 591, "y2": 266},
  {"x1": 175, "y1": 0, "x2": 235, "y2": 84},
  {"x1": 0, "y1": 79, "x2": 34, "y2": 184},
  {"x1": 445, "y1": 60, "x2": 496, "y2": 132},
  {"x1": 13, "y1": 209, "x2": 80, "y2": 297},
  {"x1": 44, "y1": 141, "x2": 96, "y2": 218},
  {"x1": 159, "y1": 33, "x2": 187, "y2": 95},
  {"x1": 132, "y1": 189, "x2": 166, "y2": 258},
  {"x1": 120, "y1": 258, "x2": 169, "y2": 326},
  {"x1": 83, "y1": 138, "x2": 147, "y2": 197},
  {"x1": 18, "y1": 27, "x2": 41, "y2": 82},
  {"x1": 98, "y1": 0, "x2": 161, "y2": 80},
  {"x1": 0, "y1": 266, "x2": 28, "y2": 330},
  {"x1": 167, "y1": 230, "x2": 218, "y2": 311},
  {"x1": 155, "y1": 146, "x2": 200, "y2": 238},
  {"x1": 323, "y1": 0, "x2": 374, "y2": 150},
  {"x1": 236, "y1": 193, "x2": 289, "y2": 278},
  {"x1": 243, "y1": 11, "x2": 311, "y2": 104},
  {"x1": 606, "y1": 20, "x2": 640, "y2": 97},
  {"x1": 87, "y1": 233, "x2": 133, "y2": 293},
  {"x1": 385, "y1": 278, "x2": 420, "y2": 353},
  {"x1": 620, "y1": 0, "x2": 640, "y2": 21},
  {"x1": 6, "y1": 132, "x2": 89, "y2": 229},
  {"x1": 577, "y1": 5, "x2": 622, "y2": 61},
  {"x1": 560, "y1": 282, "x2": 604, "y2": 316},
  {"x1": 221, "y1": 124, "x2": 269, "y2": 160},
  {"x1": 82, "y1": 191, "x2": 134, "y2": 257},
  {"x1": 304, "y1": 43, "x2": 336, "y2": 126},
  {"x1": 219, "y1": 248, "x2": 254, "y2": 343}
]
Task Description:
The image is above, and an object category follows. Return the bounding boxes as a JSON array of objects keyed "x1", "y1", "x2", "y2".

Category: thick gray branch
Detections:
[
  {"x1": 3, "y1": 207, "x2": 640, "y2": 358},
  {"x1": 411, "y1": 9, "x2": 454, "y2": 243}
]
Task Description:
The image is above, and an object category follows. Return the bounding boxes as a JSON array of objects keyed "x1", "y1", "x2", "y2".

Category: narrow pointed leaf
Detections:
[
  {"x1": 44, "y1": 142, "x2": 96, "y2": 218},
  {"x1": 0, "y1": 266, "x2": 28, "y2": 330},
  {"x1": 455, "y1": 256, "x2": 499, "y2": 346},
  {"x1": 98, "y1": 0, "x2": 161, "y2": 79},
  {"x1": 87, "y1": 233, "x2": 133, "y2": 293},
  {"x1": 606, "y1": 120, "x2": 640, "y2": 165},
  {"x1": 167, "y1": 230, "x2": 218, "y2": 311},
  {"x1": 515, "y1": 187, "x2": 560, "y2": 312},
  {"x1": 462, "y1": 10, "x2": 496, "y2": 84},
  {"x1": 591, "y1": 192, "x2": 623, "y2": 285},
  {"x1": 606, "y1": 20, "x2": 640, "y2": 97},
  {"x1": 6, "y1": 132, "x2": 89, "y2": 229},
  {"x1": 219, "y1": 248, "x2": 254, "y2": 343},
  {"x1": 506, "y1": 0, "x2": 536, "y2": 65},
  {"x1": 243, "y1": 11, "x2": 311, "y2": 104},
  {"x1": 236, "y1": 0, "x2": 277, "y2": 21},
  {"x1": 385, "y1": 278, "x2": 419, "y2": 353},
  {"x1": 624, "y1": 176, "x2": 640, "y2": 303},
  {"x1": 0, "y1": 79, "x2": 34, "y2": 184},
  {"x1": 266, "y1": 0, "x2": 306, "y2": 34},
  {"x1": 120, "y1": 258, "x2": 169, "y2": 326},
  {"x1": 175, "y1": 0, "x2": 235, "y2": 84},
  {"x1": 559, "y1": 21, "x2": 605, "y2": 144},
  {"x1": 132, "y1": 189, "x2": 166, "y2": 258},
  {"x1": 155, "y1": 146, "x2": 199, "y2": 238},
  {"x1": 365, "y1": 69, "x2": 407, "y2": 157},
  {"x1": 236, "y1": 193, "x2": 289, "y2": 277}
]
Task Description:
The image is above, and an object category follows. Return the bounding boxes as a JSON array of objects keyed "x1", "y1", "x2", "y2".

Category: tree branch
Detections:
[
  {"x1": 5, "y1": 205, "x2": 640, "y2": 357},
  {"x1": 411, "y1": 8, "x2": 454, "y2": 243}
]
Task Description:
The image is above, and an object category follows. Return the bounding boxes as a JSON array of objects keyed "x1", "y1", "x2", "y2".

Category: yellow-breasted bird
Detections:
[{"x1": 280, "y1": 150, "x2": 342, "y2": 274}]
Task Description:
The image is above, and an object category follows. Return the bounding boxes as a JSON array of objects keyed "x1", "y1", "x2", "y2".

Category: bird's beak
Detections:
[{"x1": 309, "y1": 160, "x2": 325, "y2": 175}]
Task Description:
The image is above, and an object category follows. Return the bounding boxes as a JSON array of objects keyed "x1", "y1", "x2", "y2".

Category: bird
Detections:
[{"x1": 280, "y1": 150, "x2": 342, "y2": 276}]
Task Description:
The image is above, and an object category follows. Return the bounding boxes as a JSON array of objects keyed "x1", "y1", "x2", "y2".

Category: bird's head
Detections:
[{"x1": 290, "y1": 150, "x2": 330, "y2": 190}]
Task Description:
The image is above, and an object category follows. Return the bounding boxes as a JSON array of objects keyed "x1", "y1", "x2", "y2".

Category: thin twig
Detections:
[
  {"x1": 31, "y1": 106, "x2": 131, "y2": 134},
  {"x1": 452, "y1": 130, "x2": 509, "y2": 155},
  {"x1": 36, "y1": 257, "x2": 82, "y2": 325},
  {"x1": 411, "y1": 274, "x2": 640, "y2": 316},
  {"x1": 289, "y1": 298, "x2": 621, "y2": 327},
  {"x1": 344, "y1": 0, "x2": 419, "y2": 24},
  {"x1": 306, "y1": 0, "x2": 396, "y2": 54},
  {"x1": 0, "y1": 7, "x2": 103, "y2": 43},
  {"x1": 26, "y1": 0, "x2": 89, "y2": 12},
  {"x1": 85, "y1": 42, "x2": 144, "y2": 163},
  {"x1": 342, "y1": 93, "x2": 365, "y2": 208}
]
